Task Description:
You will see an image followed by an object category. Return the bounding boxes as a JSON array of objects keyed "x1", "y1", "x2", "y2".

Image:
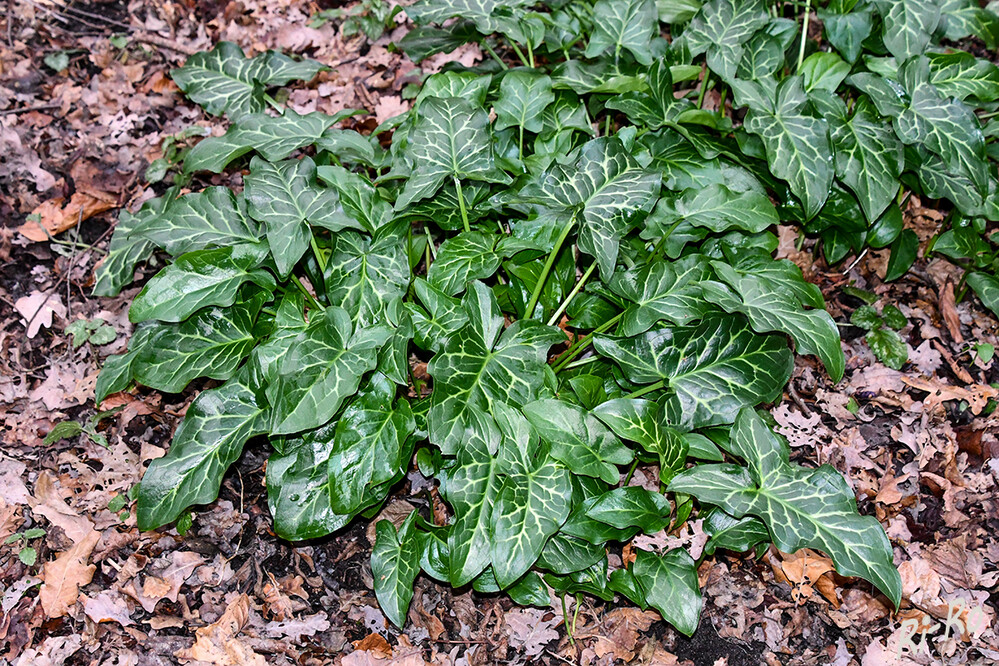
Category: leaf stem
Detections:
[
  {"x1": 796, "y1": 0, "x2": 812, "y2": 72},
  {"x1": 547, "y1": 260, "x2": 596, "y2": 326},
  {"x1": 697, "y1": 71, "x2": 712, "y2": 109},
  {"x1": 551, "y1": 311, "x2": 623, "y2": 372},
  {"x1": 310, "y1": 234, "x2": 327, "y2": 272},
  {"x1": 454, "y1": 176, "x2": 471, "y2": 233},
  {"x1": 508, "y1": 39, "x2": 531, "y2": 68},
  {"x1": 481, "y1": 40, "x2": 509, "y2": 70},
  {"x1": 624, "y1": 379, "x2": 666, "y2": 399},
  {"x1": 526, "y1": 217, "x2": 574, "y2": 319},
  {"x1": 291, "y1": 274, "x2": 324, "y2": 311}
]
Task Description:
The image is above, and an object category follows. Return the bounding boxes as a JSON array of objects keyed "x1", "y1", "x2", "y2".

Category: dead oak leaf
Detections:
[
  {"x1": 14, "y1": 292, "x2": 66, "y2": 339},
  {"x1": 83, "y1": 590, "x2": 134, "y2": 626},
  {"x1": 901, "y1": 376, "x2": 998, "y2": 416},
  {"x1": 39, "y1": 529, "x2": 100, "y2": 618},
  {"x1": 505, "y1": 608, "x2": 560, "y2": 658},
  {"x1": 19, "y1": 188, "x2": 117, "y2": 242},
  {"x1": 175, "y1": 593, "x2": 266, "y2": 666},
  {"x1": 579, "y1": 607, "x2": 659, "y2": 662}
]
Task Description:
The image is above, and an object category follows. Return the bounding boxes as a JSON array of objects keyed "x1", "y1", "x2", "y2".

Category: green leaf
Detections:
[
  {"x1": 800, "y1": 52, "x2": 851, "y2": 92},
  {"x1": 684, "y1": 0, "x2": 770, "y2": 81},
  {"x1": 583, "y1": 0, "x2": 658, "y2": 66},
  {"x1": 494, "y1": 70, "x2": 555, "y2": 133},
  {"x1": 537, "y1": 533, "x2": 606, "y2": 574},
  {"x1": 327, "y1": 374, "x2": 415, "y2": 515},
  {"x1": 880, "y1": 0, "x2": 941, "y2": 62},
  {"x1": 171, "y1": 41, "x2": 324, "y2": 118},
  {"x1": 651, "y1": 184, "x2": 778, "y2": 234},
  {"x1": 850, "y1": 305, "x2": 883, "y2": 330},
  {"x1": 669, "y1": 408, "x2": 902, "y2": 607},
  {"x1": 418, "y1": 71, "x2": 493, "y2": 108},
  {"x1": 967, "y1": 272, "x2": 999, "y2": 317},
  {"x1": 324, "y1": 221, "x2": 411, "y2": 327},
  {"x1": 316, "y1": 165, "x2": 393, "y2": 233},
  {"x1": 43, "y1": 420, "x2": 84, "y2": 445},
  {"x1": 515, "y1": 137, "x2": 660, "y2": 277},
  {"x1": 700, "y1": 262, "x2": 845, "y2": 382},
  {"x1": 93, "y1": 202, "x2": 161, "y2": 297},
  {"x1": 895, "y1": 83, "x2": 988, "y2": 195},
  {"x1": 372, "y1": 512, "x2": 421, "y2": 628},
  {"x1": 395, "y1": 96, "x2": 511, "y2": 209},
  {"x1": 606, "y1": 58, "x2": 692, "y2": 128},
  {"x1": 927, "y1": 52, "x2": 999, "y2": 102},
  {"x1": 133, "y1": 187, "x2": 264, "y2": 257},
  {"x1": 131, "y1": 290, "x2": 265, "y2": 393},
  {"x1": 265, "y1": 307, "x2": 390, "y2": 435},
  {"x1": 702, "y1": 507, "x2": 770, "y2": 556},
  {"x1": 594, "y1": 315, "x2": 793, "y2": 428},
  {"x1": 137, "y1": 365, "x2": 267, "y2": 530},
  {"x1": 743, "y1": 77, "x2": 834, "y2": 219},
  {"x1": 267, "y1": 424, "x2": 365, "y2": 541},
  {"x1": 427, "y1": 282, "x2": 564, "y2": 454},
  {"x1": 822, "y1": 7, "x2": 873, "y2": 63},
  {"x1": 585, "y1": 487, "x2": 671, "y2": 533},
  {"x1": 129, "y1": 245, "x2": 275, "y2": 323},
  {"x1": 591, "y1": 398, "x2": 689, "y2": 481},
  {"x1": 405, "y1": 278, "x2": 469, "y2": 352},
  {"x1": 630, "y1": 549, "x2": 702, "y2": 636},
  {"x1": 523, "y1": 399, "x2": 634, "y2": 485},
  {"x1": 427, "y1": 231, "x2": 502, "y2": 296},
  {"x1": 185, "y1": 110, "x2": 338, "y2": 173},
  {"x1": 18, "y1": 547, "x2": 37, "y2": 566},
  {"x1": 827, "y1": 98, "x2": 904, "y2": 223},
  {"x1": 406, "y1": 0, "x2": 528, "y2": 34},
  {"x1": 867, "y1": 328, "x2": 908, "y2": 369},
  {"x1": 490, "y1": 405, "x2": 573, "y2": 588},
  {"x1": 885, "y1": 229, "x2": 919, "y2": 282},
  {"x1": 244, "y1": 156, "x2": 354, "y2": 277},
  {"x1": 439, "y1": 410, "x2": 502, "y2": 586},
  {"x1": 737, "y1": 18, "x2": 797, "y2": 81}
]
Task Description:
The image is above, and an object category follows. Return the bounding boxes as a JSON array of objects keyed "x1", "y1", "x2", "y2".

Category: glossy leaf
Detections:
[
  {"x1": 396, "y1": 96, "x2": 511, "y2": 209},
  {"x1": 595, "y1": 315, "x2": 793, "y2": 428},
  {"x1": 324, "y1": 221, "x2": 411, "y2": 327},
  {"x1": 427, "y1": 282, "x2": 564, "y2": 454},
  {"x1": 743, "y1": 77, "x2": 834, "y2": 219},
  {"x1": 515, "y1": 137, "x2": 660, "y2": 277},
  {"x1": 137, "y1": 365, "x2": 268, "y2": 530},
  {"x1": 372, "y1": 512, "x2": 421, "y2": 628},
  {"x1": 669, "y1": 408, "x2": 903, "y2": 607},
  {"x1": 171, "y1": 41, "x2": 324, "y2": 118},
  {"x1": 523, "y1": 399, "x2": 633, "y2": 485},
  {"x1": 129, "y1": 245, "x2": 275, "y2": 323}
]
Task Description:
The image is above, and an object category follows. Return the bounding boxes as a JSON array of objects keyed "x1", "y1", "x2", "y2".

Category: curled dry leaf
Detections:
[{"x1": 18, "y1": 188, "x2": 117, "y2": 242}]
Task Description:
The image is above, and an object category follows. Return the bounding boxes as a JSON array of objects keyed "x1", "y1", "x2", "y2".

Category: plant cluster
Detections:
[{"x1": 88, "y1": 0, "x2": 999, "y2": 633}]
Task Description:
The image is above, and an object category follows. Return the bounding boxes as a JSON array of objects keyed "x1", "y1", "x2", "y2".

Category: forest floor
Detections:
[{"x1": 1, "y1": 0, "x2": 998, "y2": 665}]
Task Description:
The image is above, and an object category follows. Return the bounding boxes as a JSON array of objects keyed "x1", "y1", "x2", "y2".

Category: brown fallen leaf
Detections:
[
  {"x1": 39, "y1": 529, "x2": 101, "y2": 618},
  {"x1": 29, "y1": 471, "x2": 95, "y2": 545},
  {"x1": 901, "y1": 376, "x2": 999, "y2": 415},
  {"x1": 18, "y1": 188, "x2": 117, "y2": 242},
  {"x1": 772, "y1": 549, "x2": 835, "y2": 605},
  {"x1": 175, "y1": 593, "x2": 266, "y2": 666},
  {"x1": 579, "y1": 607, "x2": 659, "y2": 662},
  {"x1": 939, "y1": 279, "x2": 964, "y2": 344},
  {"x1": 83, "y1": 590, "x2": 134, "y2": 626}
]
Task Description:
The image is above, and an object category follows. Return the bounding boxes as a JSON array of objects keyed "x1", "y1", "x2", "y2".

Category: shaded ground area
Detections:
[{"x1": 1, "y1": 1, "x2": 998, "y2": 664}]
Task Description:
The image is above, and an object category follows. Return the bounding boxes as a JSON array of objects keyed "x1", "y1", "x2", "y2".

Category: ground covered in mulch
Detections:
[{"x1": 1, "y1": 1, "x2": 998, "y2": 665}]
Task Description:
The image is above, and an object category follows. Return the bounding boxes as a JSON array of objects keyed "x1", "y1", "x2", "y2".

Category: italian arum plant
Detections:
[{"x1": 89, "y1": 0, "x2": 999, "y2": 632}]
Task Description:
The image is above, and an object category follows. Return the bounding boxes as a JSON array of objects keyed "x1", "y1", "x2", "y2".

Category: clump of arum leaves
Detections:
[{"x1": 91, "y1": 0, "x2": 999, "y2": 633}]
